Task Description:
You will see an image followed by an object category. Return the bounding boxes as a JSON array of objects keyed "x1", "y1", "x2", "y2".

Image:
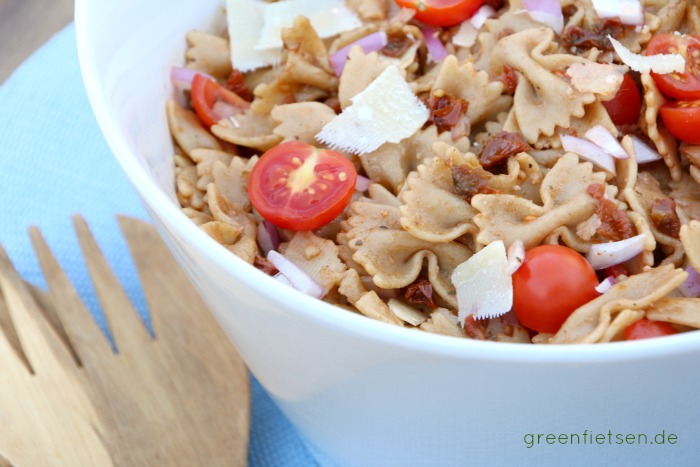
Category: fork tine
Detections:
[
  {"x1": 26, "y1": 281, "x2": 82, "y2": 365},
  {"x1": 72, "y1": 215, "x2": 152, "y2": 352},
  {"x1": 29, "y1": 226, "x2": 113, "y2": 363},
  {"x1": 0, "y1": 287, "x2": 32, "y2": 372},
  {"x1": 0, "y1": 244, "x2": 77, "y2": 375},
  {"x1": 117, "y1": 216, "x2": 193, "y2": 336}
]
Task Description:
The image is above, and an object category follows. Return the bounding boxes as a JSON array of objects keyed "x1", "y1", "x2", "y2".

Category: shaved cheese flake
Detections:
[
  {"x1": 470, "y1": 5, "x2": 497, "y2": 29},
  {"x1": 566, "y1": 62, "x2": 627, "y2": 99},
  {"x1": 592, "y1": 0, "x2": 644, "y2": 26},
  {"x1": 226, "y1": 0, "x2": 281, "y2": 71},
  {"x1": 451, "y1": 241, "x2": 513, "y2": 324},
  {"x1": 316, "y1": 66, "x2": 429, "y2": 154},
  {"x1": 608, "y1": 35, "x2": 685, "y2": 74},
  {"x1": 256, "y1": 0, "x2": 362, "y2": 50},
  {"x1": 452, "y1": 21, "x2": 478, "y2": 48}
]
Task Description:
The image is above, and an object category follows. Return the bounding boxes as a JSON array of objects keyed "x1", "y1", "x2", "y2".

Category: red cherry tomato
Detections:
[
  {"x1": 191, "y1": 74, "x2": 250, "y2": 128},
  {"x1": 602, "y1": 73, "x2": 642, "y2": 126},
  {"x1": 624, "y1": 319, "x2": 678, "y2": 341},
  {"x1": 394, "y1": 0, "x2": 483, "y2": 27},
  {"x1": 647, "y1": 34, "x2": 700, "y2": 100},
  {"x1": 248, "y1": 141, "x2": 357, "y2": 231},
  {"x1": 659, "y1": 100, "x2": 700, "y2": 144},
  {"x1": 512, "y1": 245, "x2": 600, "y2": 334}
]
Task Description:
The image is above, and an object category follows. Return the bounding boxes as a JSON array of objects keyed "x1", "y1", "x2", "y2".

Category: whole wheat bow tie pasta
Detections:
[{"x1": 166, "y1": 0, "x2": 700, "y2": 343}]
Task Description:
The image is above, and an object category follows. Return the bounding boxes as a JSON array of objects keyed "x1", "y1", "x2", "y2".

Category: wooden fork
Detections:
[
  {"x1": 1, "y1": 215, "x2": 250, "y2": 466},
  {"x1": 0, "y1": 245, "x2": 112, "y2": 466}
]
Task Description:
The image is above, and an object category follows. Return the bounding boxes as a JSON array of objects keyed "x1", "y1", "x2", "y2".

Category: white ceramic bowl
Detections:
[{"x1": 75, "y1": 2, "x2": 700, "y2": 465}]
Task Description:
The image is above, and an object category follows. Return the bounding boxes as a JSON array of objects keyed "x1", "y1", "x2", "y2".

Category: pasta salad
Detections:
[{"x1": 167, "y1": 0, "x2": 700, "y2": 344}]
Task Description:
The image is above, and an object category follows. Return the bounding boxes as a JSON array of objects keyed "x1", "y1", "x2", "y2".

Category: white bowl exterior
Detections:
[{"x1": 76, "y1": 1, "x2": 700, "y2": 465}]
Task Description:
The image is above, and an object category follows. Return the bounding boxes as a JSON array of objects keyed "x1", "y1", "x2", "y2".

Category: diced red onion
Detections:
[
  {"x1": 560, "y1": 134, "x2": 617, "y2": 174},
  {"x1": 257, "y1": 220, "x2": 281, "y2": 254},
  {"x1": 505, "y1": 240, "x2": 526, "y2": 275},
  {"x1": 274, "y1": 273, "x2": 293, "y2": 286},
  {"x1": 592, "y1": 0, "x2": 645, "y2": 26},
  {"x1": 523, "y1": 0, "x2": 564, "y2": 34},
  {"x1": 630, "y1": 135, "x2": 663, "y2": 163},
  {"x1": 355, "y1": 174, "x2": 371, "y2": 192},
  {"x1": 469, "y1": 5, "x2": 497, "y2": 29},
  {"x1": 595, "y1": 276, "x2": 618, "y2": 294},
  {"x1": 330, "y1": 32, "x2": 388, "y2": 76},
  {"x1": 267, "y1": 250, "x2": 325, "y2": 298},
  {"x1": 421, "y1": 26, "x2": 448, "y2": 63},
  {"x1": 170, "y1": 66, "x2": 215, "y2": 89},
  {"x1": 584, "y1": 125, "x2": 629, "y2": 160},
  {"x1": 585, "y1": 234, "x2": 647, "y2": 270},
  {"x1": 679, "y1": 265, "x2": 700, "y2": 297}
]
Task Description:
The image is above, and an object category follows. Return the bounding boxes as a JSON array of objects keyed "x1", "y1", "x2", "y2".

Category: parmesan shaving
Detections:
[
  {"x1": 226, "y1": 0, "x2": 281, "y2": 71},
  {"x1": 256, "y1": 0, "x2": 362, "y2": 50},
  {"x1": 451, "y1": 241, "x2": 513, "y2": 324},
  {"x1": 566, "y1": 63, "x2": 628, "y2": 100},
  {"x1": 452, "y1": 22, "x2": 478, "y2": 48},
  {"x1": 608, "y1": 35, "x2": 685, "y2": 74},
  {"x1": 315, "y1": 66, "x2": 429, "y2": 154},
  {"x1": 592, "y1": 0, "x2": 644, "y2": 26}
]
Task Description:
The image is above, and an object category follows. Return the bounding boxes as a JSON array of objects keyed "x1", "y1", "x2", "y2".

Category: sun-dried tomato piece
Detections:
[
  {"x1": 254, "y1": 255, "x2": 279, "y2": 276},
  {"x1": 498, "y1": 65, "x2": 518, "y2": 94},
  {"x1": 381, "y1": 33, "x2": 413, "y2": 58},
  {"x1": 423, "y1": 92, "x2": 470, "y2": 134},
  {"x1": 586, "y1": 184, "x2": 636, "y2": 241},
  {"x1": 483, "y1": 0, "x2": 504, "y2": 9},
  {"x1": 224, "y1": 69, "x2": 253, "y2": 102},
  {"x1": 561, "y1": 19, "x2": 628, "y2": 52},
  {"x1": 586, "y1": 183, "x2": 606, "y2": 200},
  {"x1": 404, "y1": 279, "x2": 438, "y2": 309},
  {"x1": 463, "y1": 315, "x2": 488, "y2": 340},
  {"x1": 452, "y1": 166, "x2": 499, "y2": 202},
  {"x1": 479, "y1": 131, "x2": 531, "y2": 169},
  {"x1": 650, "y1": 198, "x2": 681, "y2": 239}
]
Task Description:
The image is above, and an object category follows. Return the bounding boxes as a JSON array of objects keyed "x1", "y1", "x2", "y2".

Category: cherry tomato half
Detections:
[
  {"x1": 624, "y1": 319, "x2": 678, "y2": 341},
  {"x1": 248, "y1": 141, "x2": 357, "y2": 231},
  {"x1": 394, "y1": 0, "x2": 483, "y2": 27},
  {"x1": 659, "y1": 100, "x2": 700, "y2": 145},
  {"x1": 602, "y1": 73, "x2": 642, "y2": 126},
  {"x1": 647, "y1": 34, "x2": 700, "y2": 100},
  {"x1": 512, "y1": 245, "x2": 600, "y2": 334},
  {"x1": 191, "y1": 74, "x2": 250, "y2": 128}
]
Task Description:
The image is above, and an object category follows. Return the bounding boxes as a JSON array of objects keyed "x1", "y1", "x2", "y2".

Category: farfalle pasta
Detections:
[{"x1": 167, "y1": 0, "x2": 700, "y2": 343}]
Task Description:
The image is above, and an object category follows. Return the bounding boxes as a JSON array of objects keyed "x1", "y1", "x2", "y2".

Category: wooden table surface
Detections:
[{"x1": 0, "y1": 0, "x2": 73, "y2": 84}]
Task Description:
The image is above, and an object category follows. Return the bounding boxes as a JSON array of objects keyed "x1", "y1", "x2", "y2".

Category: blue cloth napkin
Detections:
[{"x1": 0, "y1": 24, "x2": 320, "y2": 467}]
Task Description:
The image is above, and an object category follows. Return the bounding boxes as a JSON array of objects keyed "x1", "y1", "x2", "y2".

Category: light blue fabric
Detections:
[{"x1": 0, "y1": 24, "x2": 319, "y2": 466}]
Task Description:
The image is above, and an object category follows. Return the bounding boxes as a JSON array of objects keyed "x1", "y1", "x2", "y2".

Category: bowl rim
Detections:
[{"x1": 74, "y1": 0, "x2": 700, "y2": 364}]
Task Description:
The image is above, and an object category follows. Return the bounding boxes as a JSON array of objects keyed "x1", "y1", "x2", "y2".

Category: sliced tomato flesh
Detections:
[
  {"x1": 602, "y1": 73, "x2": 642, "y2": 126},
  {"x1": 660, "y1": 100, "x2": 700, "y2": 145},
  {"x1": 191, "y1": 74, "x2": 250, "y2": 128},
  {"x1": 249, "y1": 141, "x2": 357, "y2": 231},
  {"x1": 624, "y1": 319, "x2": 678, "y2": 340},
  {"x1": 393, "y1": 0, "x2": 483, "y2": 27},
  {"x1": 647, "y1": 34, "x2": 700, "y2": 100}
]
